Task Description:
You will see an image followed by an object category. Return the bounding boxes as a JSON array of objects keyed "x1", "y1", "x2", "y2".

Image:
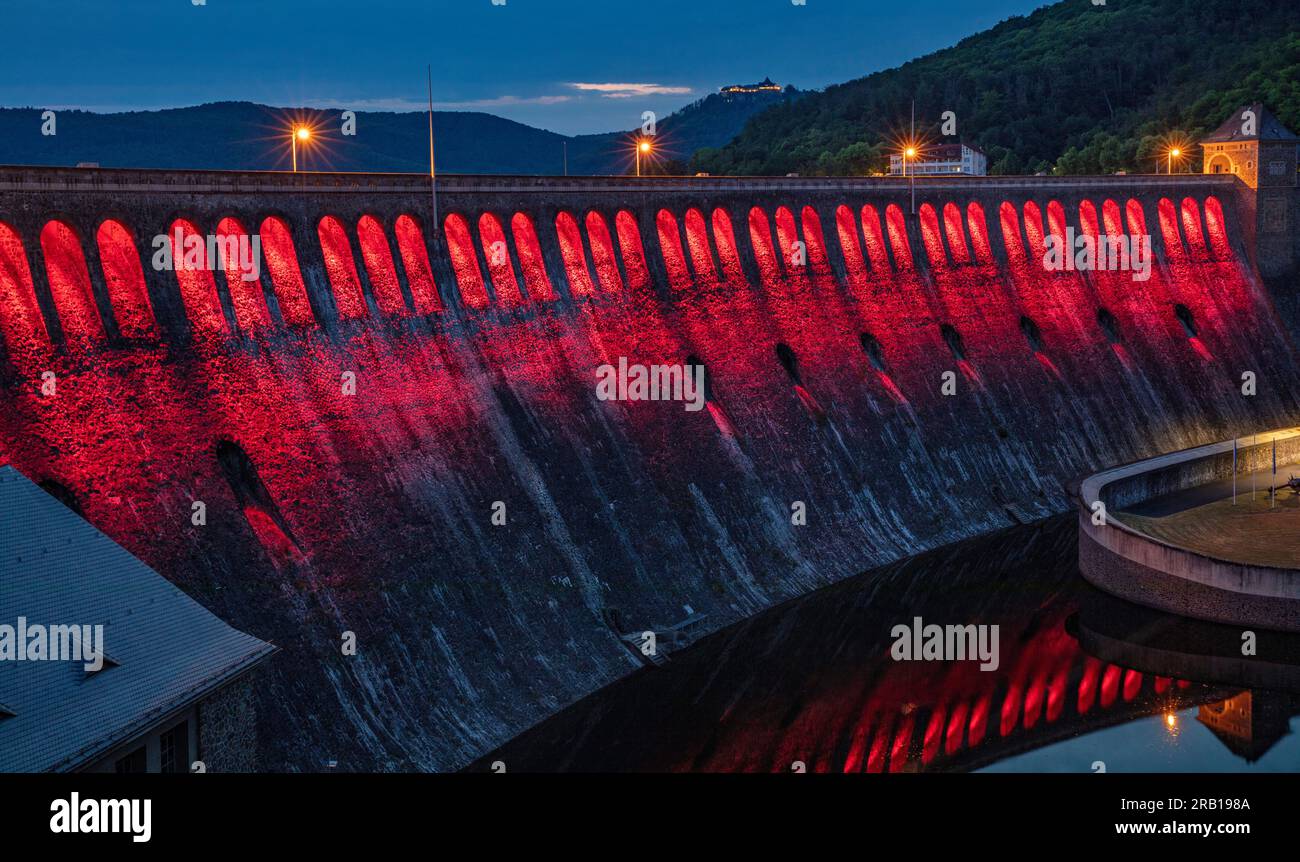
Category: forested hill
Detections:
[{"x1": 692, "y1": 0, "x2": 1300, "y2": 177}]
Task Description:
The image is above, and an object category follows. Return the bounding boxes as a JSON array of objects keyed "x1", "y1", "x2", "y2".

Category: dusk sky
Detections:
[{"x1": 3, "y1": 0, "x2": 1050, "y2": 135}]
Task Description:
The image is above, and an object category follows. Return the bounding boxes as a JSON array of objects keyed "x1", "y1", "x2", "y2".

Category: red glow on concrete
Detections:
[
  {"x1": 1125, "y1": 198, "x2": 1149, "y2": 240},
  {"x1": 1000, "y1": 681, "x2": 1022, "y2": 735},
  {"x1": 1022, "y1": 201, "x2": 1048, "y2": 262},
  {"x1": 614, "y1": 210, "x2": 650, "y2": 290},
  {"x1": 942, "y1": 203, "x2": 970, "y2": 264},
  {"x1": 859, "y1": 205, "x2": 891, "y2": 272},
  {"x1": 656, "y1": 209, "x2": 692, "y2": 289},
  {"x1": 445, "y1": 213, "x2": 490, "y2": 308},
  {"x1": 41, "y1": 220, "x2": 106, "y2": 347},
  {"x1": 682, "y1": 208, "x2": 717, "y2": 283},
  {"x1": 1154, "y1": 676, "x2": 1171, "y2": 695},
  {"x1": 394, "y1": 214, "x2": 443, "y2": 313},
  {"x1": 1078, "y1": 200, "x2": 1101, "y2": 245},
  {"x1": 1100, "y1": 664, "x2": 1121, "y2": 708},
  {"x1": 1046, "y1": 666, "x2": 1068, "y2": 722},
  {"x1": 945, "y1": 701, "x2": 969, "y2": 755},
  {"x1": 800, "y1": 206, "x2": 832, "y2": 274},
  {"x1": 998, "y1": 202, "x2": 1027, "y2": 266},
  {"x1": 0, "y1": 221, "x2": 49, "y2": 355},
  {"x1": 710, "y1": 209, "x2": 746, "y2": 283},
  {"x1": 166, "y1": 218, "x2": 230, "y2": 339},
  {"x1": 793, "y1": 384, "x2": 827, "y2": 423},
  {"x1": 511, "y1": 213, "x2": 556, "y2": 301},
  {"x1": 1180, "y1": 197, "x2": 1209, "y2": 260},
  {"x1": 1121, "y1": 669, "x2": 1142, "y2": 702},
  {"x1": 585, "y1": 211, "x2": 625, "y2": 292},
  {"x1": 919, "y1": 203, "x2": 947, "y2": 268},
  {"x1": 866, "y1": 714, "x2": 893, "y2": 773},
  {"x1": 95, "y1": 219, "x2": 157, "y2": 338},
  {"x1": 876, "y1": 370, "x2": 908, "y2": 404},
  {"x1": 243, "y1": 505, "x2": 306, "y2": 567},
  {"x1": 357, "y1": 215, "x2": 410, "y2": 315},
  {"x1": 834, "y1": 205, "x2": 867, "y2": 282},
  {"x1": 748, "y1": 207, "x2": 782, "y2": 284},
  {"x1": 706, "y1": 401, "x2": 738, "y2": 438},
  {"x1": 478, "y1": 212, "x2": 523, "y2": 306},
  {"x1": 774, "y1": 207, "x2": 802, "y2": 274},
  {"x1": 259, "y1": 216, "x2": 315, "y2": 325},
  {"x1": 1046, "y1": 200, "x2": 1068, "y2": 244},
  {"x1": 555, "y1": 211, "x2": 595, "y2": 298},
  {"x1": 968, "y1": 694, "x2": 990, "y2": 747},
  {"x1": 1035, "y1": 351, "x2": 1062, "y2": 379},
  {"x1": 1188, "y1": 336, "x2": 1215, "y2": 362},
  {"x1": 889, "y1": 712, "x2": 915, "y2": 773},
  {"x1": 1101, "y1": 199, "x2": 1125, "y2": 241},
  {"x1": 1077, "y1": 658, "x2": 1100, "y2": 714},
  {"x1": 214, "y1": 217, "x2": 272, "y2": 330},
  {"x1": 317, "y1": 215, "x2": 368, "y2": 319},
  {"x1": 965, "y1": 202, "x2": 993, "y2": 265},
  {"x1": 922, "y1": 704, "x2": 946, "y2": 764},
  {"x1": 884, "y1": 204, "x2": 912, "y2": 271},
  {"x1": 1203, "y1": 196, "x2": 1233, "y2": 259}
]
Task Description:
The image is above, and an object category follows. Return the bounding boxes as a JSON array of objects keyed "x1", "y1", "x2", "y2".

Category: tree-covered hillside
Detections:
[{"x1": 692, "y1": 0, "x2": 1300, "y2": 177}]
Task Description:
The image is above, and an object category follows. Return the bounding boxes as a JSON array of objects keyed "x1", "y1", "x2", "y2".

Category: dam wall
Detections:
[{"x1": 0, "y1": 166, "x2": 1297, "y2": 770}]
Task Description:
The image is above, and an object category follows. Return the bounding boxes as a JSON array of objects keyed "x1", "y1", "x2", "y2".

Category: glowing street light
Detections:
[
  {"x1": 1168, "y1": 147, "x2": 1182, "y2": 175},
  {"x1": 292, "y1": 125, "x2": 312, "y2": 172},
  {"x1": 902, "y1": 143, "x2": 920, "y2": 214},
  {"x1": 636, "y1": 137, "x2": 653, "y2": 177}
]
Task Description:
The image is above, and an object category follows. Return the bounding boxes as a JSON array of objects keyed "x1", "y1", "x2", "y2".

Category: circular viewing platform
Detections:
[{"x1": 1078, "y1": 428, "x2": 1300, "y2": 633}]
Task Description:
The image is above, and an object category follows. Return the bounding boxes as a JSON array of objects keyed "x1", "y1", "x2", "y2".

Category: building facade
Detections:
[{"x1": 889, "y1": 143, "x2": 987, "y2": 176}]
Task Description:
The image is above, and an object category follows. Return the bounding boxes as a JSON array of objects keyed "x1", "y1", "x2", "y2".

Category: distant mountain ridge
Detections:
[{"x1": 0, "y1": 83, "x2": 799, "y2": 176}]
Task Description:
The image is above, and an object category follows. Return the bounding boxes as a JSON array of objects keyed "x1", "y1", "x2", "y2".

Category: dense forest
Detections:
[{"x1": 692, "y1": 0, "x2": 1300, "y2": 177}]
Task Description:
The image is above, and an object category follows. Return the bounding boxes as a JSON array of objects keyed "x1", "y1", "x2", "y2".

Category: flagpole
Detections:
[
  {"x1": 1252, "y1": 433, "x2": 1256, "y2": 501},
  {"x1": 427, "y1": 65, "x2": 438, "y2": 243},
  {"x1": 1272, "y1": 435, "x2": 1277, "y2": 509},
  {"x1": 1233, "y1": 437, "x2": 1237, "y2": 505}
]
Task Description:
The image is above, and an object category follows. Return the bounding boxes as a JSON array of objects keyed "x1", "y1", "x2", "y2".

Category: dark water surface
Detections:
[{"x1": 475, "y1": 516, "x2": 1300, "y2": 773}]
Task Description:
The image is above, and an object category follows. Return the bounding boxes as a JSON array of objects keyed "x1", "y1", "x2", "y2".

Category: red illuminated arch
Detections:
[
  {"x1": 710, "y1": 208, "x2": 745, "y2": 283},
  {"x1": 0, "y1": 221, "x2": 49, "y2": 354},
  {"x1": 1157, "y1": 198, "x2": 1186, "y2": 263},
  {"x1": 511, "y1": 213, "x2": 556, "y2": 301},
  {"x1": 799, "y1": 206, "x2": 831, "y2": 273},
  {"x1": 656, "y1": 209, "x2": 692, "y2": 289},
  {"x1": 95, "y1": 219, "x2": 157, "y2": 338},
  {"x1": 1022, "y1": 201, "x2": 1048, "y2": 262},
  {"x1": 1202, "y1": 196, "x2": 1233, "y2": 259},
  {"x1": 998, "y1": 202, "x2": 1027, "y2": 265},
  {"x1": 965, "y1": 202, "x2": 993, "y2": 265},
  {"x1": 586, "y1": 211, "x2": 625, "y2": 292},
  {"x1": 1045, "y1": 201, "x2": 1068, "y2": 247},
  {"x1": 444, "y1": 213, "x2": 490, "y2": 308},
  {"x1": 942, "y1": 203, "x2": 970, "y2": 264},
  {"x1": 614, "y1": 211, "x2": 650, "y2": 290},
  {"x1": 682, "y1": 209, "x2": 717, "y2": 283},
  {"x1": 555, "y1": 211, "x2": 595, "y2": 298},
  {"x1": 41, "y1": 220, "x2": 106, "y2": 347},
  {"x1": 356, "y1": 215, "x2": 409, "y2": 316},
  {"x1": 774, "y1": 206, "x2": 802, "y2": 273},
  {"x1": 317, "y1": 216, "x2": 368, "y2": 319},
  {"x1": 860, "y1": 205, "x2": 890, "y2": 273},
  {"x1": 1180, "y1": 197, "x2": 1208, "y2": 259},
  {"x1": 478, "y1": 212, "x2": 523, "y2": 306},
  {"x1": 214, "y1": 217, "x2": 272, "y2": 330},
  {"x1": 918, "y1": 204, "x2": 946, "y2": 268},
  {"x1": 835, "y1": 205, "x2": 867, "y2": 281},
  {"x1": 884, "y1": 205, "x2": 912, "y2": 271},
  {"x1": 259, "y1": 216, "x2": 315, "y2": 325},
  {"x1": 748, "y1": 207, "x2": 782, "y2": 283},
  {"x1": 393, "y1": 214, "x2": 442, "y2": 313}
]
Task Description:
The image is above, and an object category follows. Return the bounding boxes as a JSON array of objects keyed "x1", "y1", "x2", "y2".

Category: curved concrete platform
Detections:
[{"x1": 1078, "y1": 428, "x2": 1300, "y2": 632}]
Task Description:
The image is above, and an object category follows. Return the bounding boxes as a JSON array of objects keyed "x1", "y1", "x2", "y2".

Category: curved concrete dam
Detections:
[{"x1": 0, "y1": 166, "x2": 1297, "y2": 770}]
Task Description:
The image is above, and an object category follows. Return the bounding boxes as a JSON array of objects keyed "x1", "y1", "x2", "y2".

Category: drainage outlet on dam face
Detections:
[
  {"x1": 860, "y1": 332, "x2": 907, "y2": 404},
  {"x1": 686, "y1": 354, "x2": 736, "y2": 438},
  {"x1": 775, "y1": 342, "x2": 827, "y2": 424},
  {"x1": 216, "y1": 439, "x2": 305, "y2": 566},
  {"x1": 1097, "y1": 307, "x2": 1121, "y2": 344},
  {"x1": 941, "y1": 323, "x2": 980, "y2": 384}
]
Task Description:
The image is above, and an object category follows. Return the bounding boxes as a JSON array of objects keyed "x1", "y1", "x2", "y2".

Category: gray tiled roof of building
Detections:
[
  {"x1": 0, "y1": 466, "x2": 275, "y2": 772},
  {"x1": 1201, "y1": 103, "x2": 1300, "y2": 143}
]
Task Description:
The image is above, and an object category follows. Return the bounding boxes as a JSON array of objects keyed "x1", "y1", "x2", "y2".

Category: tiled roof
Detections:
[
  {"x1": 0, "y1": 467, "x2": 274, "y2": 772},
  {"x1": 1201, "y1": 103, "x2": 1299, "y2": 143}
]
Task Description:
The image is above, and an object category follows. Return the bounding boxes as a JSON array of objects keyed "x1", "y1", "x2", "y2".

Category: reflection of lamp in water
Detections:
[{"x1": 1165, "y1": 713, "x2": 1177, "y2": 728}]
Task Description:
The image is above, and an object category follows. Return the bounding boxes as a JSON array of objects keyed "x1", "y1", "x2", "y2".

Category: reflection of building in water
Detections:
[{"x1": 1198, "y1": 691, "x2": 1296, "y2": 762}]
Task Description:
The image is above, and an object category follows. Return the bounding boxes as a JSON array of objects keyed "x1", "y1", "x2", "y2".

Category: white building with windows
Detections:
[{"x1": 889, "y1": 143, "x2": 988, "y2": 176}]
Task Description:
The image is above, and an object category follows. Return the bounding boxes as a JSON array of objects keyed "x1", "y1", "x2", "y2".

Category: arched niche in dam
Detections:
[
  {"x1": 40, "y1": 220, "x2": 106, "y2": 349},
  {"x1": 95, "y1": 219, "x2": 158, "y2": 339}
]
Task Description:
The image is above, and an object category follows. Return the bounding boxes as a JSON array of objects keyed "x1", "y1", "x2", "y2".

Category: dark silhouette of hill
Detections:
[{"x1": 0, "y1": 85, "x2": 798, "y2": 175}]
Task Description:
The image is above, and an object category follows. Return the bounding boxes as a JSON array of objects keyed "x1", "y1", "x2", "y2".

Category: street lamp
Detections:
[
  {"x1": 636, "y1": 138, "x2": 652, "y2": 177},
  {"x1": 1168, "y1": 147, "x2": 1181, "y2": 175},
  {"x1": 903, "y1": 145, "x2": 918, "y2": 213},
  {"x1": 292, "y1": 125, "x2": 311, "y2": 172}
]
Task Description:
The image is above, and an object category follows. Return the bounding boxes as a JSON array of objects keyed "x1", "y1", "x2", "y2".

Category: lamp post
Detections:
[
  {"x1": 1168, "y1": 147, "x2": 1181, "y2": 175},
  {"x1": 905, "y1": 145, "x2": 917, "y2": 213},
  {"x1": 292, "y1": 125, "x2": 311, "y2": 172},
  {"x1": 636, "y1": 138, "x2": 652, "y2": 177}
]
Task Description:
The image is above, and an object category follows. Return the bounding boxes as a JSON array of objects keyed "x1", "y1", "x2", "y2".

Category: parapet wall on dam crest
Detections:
[{"x1": 0, "y1": 166, "x2": 1296, "y2": 770}]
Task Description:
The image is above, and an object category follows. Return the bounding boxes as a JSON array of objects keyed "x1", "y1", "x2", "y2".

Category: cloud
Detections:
[{"x1": 567, "y1": 82, "x2": 693, "y2": 99}]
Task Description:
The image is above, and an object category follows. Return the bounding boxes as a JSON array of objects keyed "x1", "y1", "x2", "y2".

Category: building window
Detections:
[
  {"x1": 114, "y1": 746, "x2": 147, "y2": 773},
  {"x1": 160, "y1": 721, "x2": 189, "y2": 774}
]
